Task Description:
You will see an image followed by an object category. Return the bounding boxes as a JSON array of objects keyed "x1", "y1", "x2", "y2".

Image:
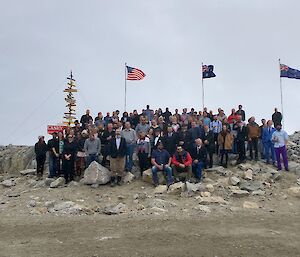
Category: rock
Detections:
[
  {"x1": 231, "y1": 189, "x2": 250, "y2": 197},
  {"x1": 200, "y1": 191, "x2": 211, "y2": 197},
  {"x1": 288, "y1": 187, "x2": 300, "y2": 198},
  {"x1": 45, "y1": 200, "x2": 56, "y2": 208},
  {"x1": 239, "y1": 181, "x2": 262, "y2": 192},
  {"x1": 28, "y1": 200, "x2": 36, "y2": 208},
  {"x1": 50, "y1": 177, "x2": 65, "y2": 188},
  {"x1": 20, "y1": 169, "x2": 36, "y2": 176},
  {"x1": 252, "y1": 190, "x2": 265, "y2": 196},
  {"x1": 142, "y1": 168, "x2": 165, "y2": 184},
  {"x1": 238, "y1": 163, "x2": 253, "y2": 171},
  {"x1": 103, "y1": 203, "x2": 127, "y2": 215},
  {"x1": 167, "y1": 182, "x2": 185, "y2": 195},
  {"x1": 154, "y1": 185, "x2": 168, "y2": 194},
  {"x1": 44, "y1": 178, "x2": 55, "y2": 186},
  {"x1": 186, "y1": 182, "x2": 206, "y2": 193},
  {"x1": 1, "y1": 179, "x2": 16, "y2": 187},
  {"x1": 90, "y1": 184, "x2": 99, "y2": 188},
  {"x1": 205, "y1": 184, "x2": 214, "y2": 193},
  {"x1": 68, "y1": 181, "x2": 79, "y2": 187},
  {"x1": 150, "y1": 207, "x2": 168, "y2": 213},
  {"x1": 133, "y1": 193, "x2": 139, "y2": 200},
  {"x1": 197, "y1": 196, "x2": 227, "y2": 205},
  {"x1": 244, "y1": 169, "x2": 253, "y2": 180},
  {"x1": 33, "y1": 180, "x2": 45, "y2": 188},
  {"x1": 53, "y1": 201, "x2": 75, "y2": 212},
  {"x1": 123, "y1": 172, "x2": 135, "y2": 183},
  {"x1": 243, "y1": 201, "x2": 259, "y2": 209},
  {"x1": 6, "y1": 191, "x2": 21, "y2": 197},
  {"x1": 148, "y1": 199, "x2": 177, "y2": 209},
  {"x1": 82, "y1": 161, "x2": 111, "y2": 185},
  {"x1": 117, "y1": 195, "x2": 125, "y2": 200},
  {"x1": 273, "y1": 173, "x2": 282, "y2": 181},
  {"x1": 229, "y1": 176, "x2": 240, "y2": 186},
  {"x1": 297, "y1": 179, "x2": 300, "y2": 186},
  {"x1": 288, "y1": 162, "x2": 300, "y2": 175},
  {"x1": 194, "y1": 205, "x2": 211, "y2": 213},
  {"x1": 0, "y1": 175, "x2": 4, "y2": 182},
  {"x1": 205, "y1": 166, "x2": 229, "y2": 176}
]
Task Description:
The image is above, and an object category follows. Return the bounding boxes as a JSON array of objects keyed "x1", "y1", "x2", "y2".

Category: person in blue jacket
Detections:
[{"x1": 262, "y1": 120, "x2": 276, "y2": 165}]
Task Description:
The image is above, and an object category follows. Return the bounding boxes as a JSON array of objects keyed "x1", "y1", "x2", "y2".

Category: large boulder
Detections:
[{"x1": 82, "y1": 161, "x2": 111, "y2": 185}]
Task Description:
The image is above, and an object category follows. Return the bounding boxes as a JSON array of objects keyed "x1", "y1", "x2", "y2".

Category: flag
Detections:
[
  {"x1": 202, "y1": 65, "x2": 216, "y2": 79},
  {"x1": 280, "y1": 64, "x2": 300, "y2": 79},
  {"x1": 126, "y1": 66, "x2": 146, "y2": 80}
]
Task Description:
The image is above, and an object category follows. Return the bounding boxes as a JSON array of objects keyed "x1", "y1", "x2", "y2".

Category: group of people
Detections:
[{"x1": 34, "y1": 105, "x2": 289, "y2": 187}]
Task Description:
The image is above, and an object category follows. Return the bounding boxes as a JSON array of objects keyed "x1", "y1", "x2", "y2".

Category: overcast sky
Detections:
[{"x1": 1, "y1": 0, "x2": 299, "y2": 145}]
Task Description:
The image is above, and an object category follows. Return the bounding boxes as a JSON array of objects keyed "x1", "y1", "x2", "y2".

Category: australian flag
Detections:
[
  {"x1": 280, "y1": 64, "x2": 300, "y2": 79},
  {"x1": 202, "y1": 65, "x2": 216, "y2": 79}
]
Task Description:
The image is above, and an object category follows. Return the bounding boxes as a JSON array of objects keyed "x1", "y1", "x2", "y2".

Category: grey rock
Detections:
[
  {"x1": 1, "y1": 179, "x2": 16, "y2": 187},
  {"x1": 231, "y1": 189, "x2": 250, "y2": 197},
  {"x1": 288, "y1": 187, "x2": 300, "y2": 198},
  {"x1": 154, "y1": 185, "x2": 168, "y2": 194},
  {"x1": 197, "y1": 196, "x2": 227, "y2": 205},
  {"x1": 20, "y1": 169, "x2": 36, "y2": 176},
  {"x1": 103, "y1": 203, "x2": 127, "y2": 215},
  {"x1": 243, "y1": 201, "x2": 259, "y2": 209},
  {"x1": 240, "y1": 181, "x2": 262, "y2": 192},
  {"x1": 6, "y1": 191, "x2": 21, "y2": 197},
  {"x1": 68, "y1": 181, "x2": 79, "y2": 187},
  {"x1": 45, "y1": 200, "x2": 56, "y2": 208},
  {"x1": 82, "y1": 161, "x2": 111, "y2": 185},
  {"x1": 229, "y1": 176, "x2": 240, "y2": 186},
  {"x1": 186, "y1": 182, "x2": 206, "y2": 193},
  {"x1": 28, "y1": 200, "x2": 36, "y2": 207},
  {"x1": 142, "y1": 168, "x2": 165, "y2": 184},
  {"x1": 50, "y1": 177, "x2": 65, "y2": 188},
  {"x1": 123, "y1": 172, "x2": 135, "y2": 183},
  {"x1": 244, "y1": 169, "x2": 253, "y2": 180},
  {"x1": 194, "y1": 205, "x2": 211, "y2": 213},
  {"x1": 206, "y1": 166, "x2": 230, "y2": 176},
  {"x1": 238, "y1": 163, "x2": 253, "y2": 171},
  {"x1": 44, "y1": 178, "x2": 55, "y2": 186},
  {"x1": 252, "y1": 190, "x2": 266, "y2": 196},
  {"x1": 167, "y1": 182, "x2": 185, "y2": 195},
  {"x1": 148, "y1": 198, "x2": 177, "y2": 209},
  {"x1": 33, "y1": 180, "x2": 45, "y2": 188}
]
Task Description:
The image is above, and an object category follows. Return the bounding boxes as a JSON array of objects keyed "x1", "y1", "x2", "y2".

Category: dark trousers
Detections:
[
  {"x1": 101, "y1": 144, "x2": 110, "y2": 165},
  {"x1": 249, "y1": 138, "x2": 258, "y2": 160},
  {"x1": 63, "y1": 159, "x2": 75, "y2": 183},
  {"x1": 207, "y1": 151, "x2": 213, "y2": 168},
  {"x1": 275, "y1": 146, "x2": 288, "y2": 171},
  {"x1": 214, "y1": 133, "x2": 219, "y2": 155},
  {"x1": 237, "y1": 140, "x2": 246, "y2": 162},
  {"x1": 220, "y1": 150, "x2": 229, "y2": 167},
  {"x1": 36, "y1": 155, "x2": 46, "y2": 175},
  {"x1": 138, "y1": 152, "x2": 149, "y2": 175}
]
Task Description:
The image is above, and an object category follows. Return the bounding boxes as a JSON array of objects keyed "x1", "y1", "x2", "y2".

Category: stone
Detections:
[
  {"x1": 33, "y1": 180, "x2": 45, "y2": 188},
  {"x1": 205, "y1": 184, "x2": 214, "y2": 193},
  {"x1": 200, "y1": 191, "x2": 211, "y2": 197},
  {"x1": 123, "y1": 172, "x2": 135, "y2": 183},
  {"x1": 1, "y1": 179, "x2": 16, "y2": 187},
  {"x1": 82, "y1": 161, "x2": 111, "y2": 185},
  {"x1": 186, "y1": 182, "x2": 206, "y2": 193},
  {"x1": 252, "y1": 190, "x2": 265, "y2": 196},
  {"x1": 243, "y1": 201, "x2": 259, "y2": 209},
  {"x1": 19, "y1": 169, "x2": 36, "y2": 176},
  {"x1": 50, "y1": 177, "x2": 65, "y2": 188},
  {"x1": 53, "y1": 201, "x2": 75, "y2": 212},
  {"x1": 28, "y1": 200, "x2": 36, "y2": 207},
  {"x1": 150, "y1": 207, "x2": 168, "y2": 213},
  {"x1": 45, "y1": 200, "x2": 56, "y2": 208},
  {"x1": 244, "y1": 169, "x2": 253, "y2": 180},
  {"x1": 205, "y1": 166, "x2": 229, "y2": 176},
  {"x1": 167, "y1": 182, "x2": 185, "y2": 195},
  {"x1": 288, "y1": 162, "x2": 300, "y2": 175},
  {"x1": 148, "y1": 198, "x2": 177, "y2": 209},
  {"x1": 238, "y1": 163, "x2": 253, "y2": 171},
  {"x1": 90, "y1": 184, "x2": 99, "y2": 188},
  {"x1": 68, "y1": 181, "x2": 79, "y2": 187},
  {"x1": 229, "y1": 176, "x2": 240, "y2": 186},
  {"x1": 142, "y1": 168, "x2": 165, "y2": 184},
  {"x1": 231, "y1": 189, "x2": 250, "y2": 197},
  {"x1": 44, "y1": 178, "x2": 55, "y2": 186},
  {"x1": 288, "y1": 187, "x2": 300, "y2": 198},
  {"x1": 239, "y1": 181, "x2": 262, "y2": 192},
  {"x1": 6, "y1": 191, "x2": 21, "y2": 197},
  {"x1": 103, "y1": 203, "x2": 127, "y2": 215},
  {"x1": 194, "y1": 205, "x2": 211, "y2": 213},
  {"x1": 273, "y1": 173, "x2": 282, "y2": 181},
  {"x1": 0, "y1": 175, "x2": 4, "y2": 182},
  {"x1": 154, "y1": 185, "x2": 168, "y2": 194},
  {"x1": 197, "y1": 196, "x2": 227, "y2": 205}
]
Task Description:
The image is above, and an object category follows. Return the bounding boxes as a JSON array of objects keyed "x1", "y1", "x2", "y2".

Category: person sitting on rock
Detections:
[
  {"x1": 151, "y1": 140, "x2": 173, "y2": 187},
  {"x1": 84, "y1": 132, "x2": 101, "y2": 167},
  {"x1": 109, "y1": 128, "x2": 127, "y2": 186},
  {"x1": 171, "y1": 145, "x2": 192, "y2": 182},
  {"x1": 190, "y1": 138, "x2": 207, "y2": 182},
  {"x1": 34, "y1": 135, "x2": 48, "y2": 180}
]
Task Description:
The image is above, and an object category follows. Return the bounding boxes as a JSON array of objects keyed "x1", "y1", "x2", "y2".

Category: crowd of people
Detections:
[{"x1": 34, "y1": 105, "x2": 289, "y2": 187}]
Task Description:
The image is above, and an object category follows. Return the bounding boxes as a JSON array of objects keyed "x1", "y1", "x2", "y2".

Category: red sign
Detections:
[{"x1": 47, "y1": 125, "x2": 66, "y2": 135}]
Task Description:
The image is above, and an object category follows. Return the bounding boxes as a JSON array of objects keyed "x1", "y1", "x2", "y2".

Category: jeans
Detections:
[
  {"x1": 49, "y1": 154, "x2": 58, "y2": 177},
  {"x1": 264, "y1": 141, "x2": 275, "y2": 163},
  {"x1": 125, "y1": 144, "x2": 135, "y2": 171},
  {"x1": 86, "y1": 154, "x2": 99, "y2": 167},
  {"x1": 274, "y1": 145, "x2": 288, "y2": 171},
  {"x1": 192, "y1": 161, "x2": 204, "y2": 180},
  {"x1": 152, "y1": 165, "x2": 173, "y2": 186}
]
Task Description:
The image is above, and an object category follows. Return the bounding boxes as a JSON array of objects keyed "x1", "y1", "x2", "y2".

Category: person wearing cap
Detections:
[
  {"x1": 151, "y1": 140, "x2": 173, "y2": 187},
  {"x1": 47, "y1": 132, "x2": 59, "y2": 178},
  {"x1": 34, "y1": 136, "x2": 48, "y2": 180},
  {"x1": 171, "y1": 145, "x2": 192, "y2": 182},
  {"x1": 272, "y1": 124, "x2": 289, "y2": 171},
  {"x1": 84, "y1": 132, "x2": 101, "y2": 166}
]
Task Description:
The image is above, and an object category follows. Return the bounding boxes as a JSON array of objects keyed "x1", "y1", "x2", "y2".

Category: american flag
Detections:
[{"x1": 126, "y1": 66, "x2": 146, "y2": 80}]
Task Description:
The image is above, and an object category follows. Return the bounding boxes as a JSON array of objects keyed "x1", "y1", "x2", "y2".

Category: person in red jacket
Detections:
[{"x1": 171, "y1": 145, "x2": 192, "y2": 182}]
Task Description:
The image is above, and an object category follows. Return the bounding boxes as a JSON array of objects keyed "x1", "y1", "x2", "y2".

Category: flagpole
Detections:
[
  {"x1": 125, "y1": 63, "x2": 127, "y2": 112},
  {"x1": 279, "y1": 58, "x2": 284, "y2": 128},
  {"x1": 201, "y1": 62, "x2": 204, "y2": 111}
]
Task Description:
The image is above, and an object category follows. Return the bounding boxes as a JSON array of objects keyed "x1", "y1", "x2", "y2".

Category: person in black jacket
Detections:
[
  {"x1": 162, "y1": 126, "x2": 179, "y2": 156},
  {"x1": 234, "y1": 121, "x2": 248, "y2": 164},
  {"x1": 100, "y1": 123, "x2": 115, "y2": 166},
  {"x1": 62, "y1": 135, "x2": 77, "y2": 183},
  {"x1": 34, "y1": 136, "x2": 48, "y2": 180},
  {"x1": 109, "y1": 128, "x2": 127, "y2": 186},
  {"x1": 272, "y1": 108, "x2": 282, "y2": 127},
  {"x1": 190, "y1": 138, "x2": 207, "y2": 182},
  {"x1": 203, "y1": 125, "x2": 215, "y2": 168}
]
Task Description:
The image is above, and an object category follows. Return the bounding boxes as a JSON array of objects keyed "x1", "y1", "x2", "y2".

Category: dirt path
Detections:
[{"x1": 1, "y1": 212, "x2": 300, "y2": 257}]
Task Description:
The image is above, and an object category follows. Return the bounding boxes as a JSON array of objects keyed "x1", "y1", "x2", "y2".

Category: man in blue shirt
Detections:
[
  {"x1": 151, "y1": 141, "x2": 173, "y2": 187},
  {"x1": 262, "y1": 120, "x2": 276, "y2": 165}
]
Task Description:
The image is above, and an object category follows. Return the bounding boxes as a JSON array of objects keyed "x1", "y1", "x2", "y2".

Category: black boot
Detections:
[
  {"x1": 116, "y1": 176, "x2": 122, "y2": 186},
  {"x1": 110, "y1": 176, "x2": 116, "y2": 187}
]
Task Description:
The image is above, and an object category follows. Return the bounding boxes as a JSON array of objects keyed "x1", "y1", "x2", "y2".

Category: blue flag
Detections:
[
  {"x1": 280, "y1": 64, "x2": 300, "y2": 79},
  {"x1": 202, "y1": 65, "x2": 216, "y2": 79}
]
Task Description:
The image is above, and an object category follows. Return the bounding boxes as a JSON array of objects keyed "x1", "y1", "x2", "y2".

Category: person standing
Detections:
[
  {"x1": 47, "y1": 132, "x2": 59, "y2": 178},
  {"x1": 272, "y1": 124, "x2": 289, "y2": 171},
  {"x1": 136, "y1": 132, "x2": 151, "y2": 176},
  {"x1": 272, "y1": 108, "x2": 283, "y2": 127},
  {"x1": 84, "y1": 133, "x2": 101, "y2": 166},
  {"x1": 151, "y1": 141, "x2": 173, "y2": 187},
  {"x1": 62, "y1": 135, "x2": 77, "y2": 183},
  {"x1": 235, "y1": 105, "x2": 246, "y2": 121},
  {"x1": 247, "y1": 117, "x2": 261, "y2": 161},
  {"x1": 235, "y1": 121, "x2": 248, "y2": 164},
  {"x1": 203, "y1": 125, "x2": 215, "y2": 168},
  {"x1": 217, "y1": 125, "x2": 233, "y2": 168},
  {"x1": 34, "y1": 136, "x2": 48, "y2": 180},
  {"x1": 100, "y1": 123, "x2": 115, "y2": 166},
  {"x1": 109, "y1": 128, "x2": 127, "y2": 186},
  {"x1": 135, "y1": 116, "x2": 150, "y2": 136},
  {"x1": 262, "y1": 120, "x2": 276, "y2": 165},
  {"x1": 80, "y1": 109, "x2": 93, "y2": 127},
  {"x1": 210, "y1": 115, "x2": 222, "y2": 155},
  {"x1": 121, "y1": 121, "x2": 137, "y2": 172}
]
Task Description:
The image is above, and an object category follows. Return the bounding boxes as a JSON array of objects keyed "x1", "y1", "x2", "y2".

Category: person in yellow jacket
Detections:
[{"x1": 217, "y1": 125, "x2": 233, "y2": 168}]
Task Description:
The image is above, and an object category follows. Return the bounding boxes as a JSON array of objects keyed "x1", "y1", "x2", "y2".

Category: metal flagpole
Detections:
[
  {"x1": 125, "y1": 63, "x2": 127, "y2": 112},
  {"x1": 279, "y1": 58, "x2": 284, "y2": 128},
  {"x1": 201, "y1": 62, "x2": 204, "y2": 111}
]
